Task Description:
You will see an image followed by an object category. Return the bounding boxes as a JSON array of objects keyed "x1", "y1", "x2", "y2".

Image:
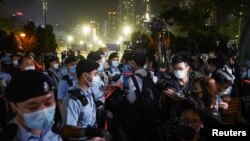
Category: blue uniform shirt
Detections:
[
  {"x1": 57, "y1": 73, "x2": 77, "y2": 100},
  {"x1": 0, "y1": 71, "x2": 12, "y2": 85},
  {"x1": 10, "y1": 117, "x2": 62, "y2": 141},
  {"x1": 62, "y1": 84, "x2": 96, "y2": 128},
  {"x1": 92, "y1": 75, "x2": 105, "y2": 108}
]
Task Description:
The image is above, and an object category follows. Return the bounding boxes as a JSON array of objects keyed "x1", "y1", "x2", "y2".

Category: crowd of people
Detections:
[{"x1": 0, "y1": 46, "x2": 249, "y2": 141}]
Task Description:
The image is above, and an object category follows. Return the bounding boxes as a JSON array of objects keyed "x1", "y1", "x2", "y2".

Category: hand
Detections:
[
  {"x1": 219, "y1": 101, "x2": 228, "y2": 110},
  {"x1": 112, "y1": 74, "x2": 121, "y2": 81},
  {"x1": 163, "y1": 88, "x2": 179, "y2": 101},
  {"x1": 85, "y1": 126, "x2": 110, "y2": 139}
]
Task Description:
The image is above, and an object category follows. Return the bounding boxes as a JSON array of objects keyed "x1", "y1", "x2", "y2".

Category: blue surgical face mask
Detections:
[
  {"x1": 69, "y1": 65, "x2": 76, "y2": 74},
  {"x1": 112, "y1": 61, "x2": 119, "y2": 68},
  {"x1": 17, "y1": 105, "x2": 56, "y2": 130}
]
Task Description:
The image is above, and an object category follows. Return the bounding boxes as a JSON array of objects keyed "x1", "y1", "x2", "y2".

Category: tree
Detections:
[
  {"x1": 22, "y1": 21, "x2": 37, "y2": 52},
  {"x1": 159, "y1": 0, "x2": 250, "y2": 53},
  {"x1": 34, "y1": 25, "x2": 57, "y2": 55}
]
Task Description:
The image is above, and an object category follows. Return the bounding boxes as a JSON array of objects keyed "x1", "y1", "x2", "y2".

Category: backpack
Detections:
[{"x1": 131, "y1": 70, "x2": 160, "y2": 120}]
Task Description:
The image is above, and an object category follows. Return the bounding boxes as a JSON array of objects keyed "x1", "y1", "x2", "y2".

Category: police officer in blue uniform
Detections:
[
  {"x1": 62, "y1": 59, "x2": 110, "y2": 141},
  {"x1": 87, "y1": 52, "x2": 106, "y2": 109},
  {"x1": 57, "y1": 56, "x2": 78, "y2": 119},
  {"x1": 1, "y1": 70, "x2": 62, "y2": 141}
]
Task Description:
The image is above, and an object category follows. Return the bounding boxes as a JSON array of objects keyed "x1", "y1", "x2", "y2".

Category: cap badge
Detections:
[{"x1": 43, "y1": 81, "x2": 49, "y2": 92}]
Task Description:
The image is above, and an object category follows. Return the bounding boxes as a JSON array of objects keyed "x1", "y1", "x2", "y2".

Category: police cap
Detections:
[
  {"x1": 87, "y1": 52, "x2": 102, "y2": 61},
  {"x1": 76, "y1": 59, "x2": 99, "y2": 78},
  {"x1": 5, "y1": 70, "x2": 53, "y2": 102},
  {"x1": 64, "y1": 55, "x2": 77, "y2": 65}
]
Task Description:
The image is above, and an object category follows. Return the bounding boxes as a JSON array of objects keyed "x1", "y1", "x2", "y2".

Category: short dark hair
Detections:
[
  {"x1": 133, "y1": 53, "x2": 146, "y2": 67},
  {"x1": 172, "y1": 54, "x2": 189, "y2": 66}
]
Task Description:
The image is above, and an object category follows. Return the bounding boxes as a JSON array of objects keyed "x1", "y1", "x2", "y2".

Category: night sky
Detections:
[{"x1": 4, "y1": 0, "x2": 119, "y2": 25}]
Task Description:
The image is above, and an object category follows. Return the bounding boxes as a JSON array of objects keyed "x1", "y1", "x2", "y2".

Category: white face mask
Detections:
[
  {"x1": 25, "y1": 66, "x2": 35, "y2": 71},
  {"x1": 13, "y1": 60, "x2": 18, "y2": 66},
  {"x1": 84, "y1": 74, "x2": 93, "y2": 87},
  {"x1": 143, "y1": 64, "x2": 147, "y2": 69},
  {"x1": 221, "y1": 86, "x2": 232, "y2": 96},
  {"x1": 92, "y1": 75, "x2": 101, "y2": 83},
  {"x1": 53, "y1": 63, "x2": 59, "y2": 69},
  {"x1": 174, "y1": 70, "x2": 187, "y2": 79},
  {"x1": 112, "y1": 61, "x2": 119, "y2": 68}
]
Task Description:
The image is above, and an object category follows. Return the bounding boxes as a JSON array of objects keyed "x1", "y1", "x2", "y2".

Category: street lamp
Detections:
[
  {"x1": 19, "y1": 33, "x2": 26, "y2": 50},
  {"x1": 82, "y1": 25, "x2": 91, "y2": 41},
  {"x1": 123, "y1": 25, "x2": 132, "y2": 37},
  {"x1": 20, "y1": 33, "x2": 26, "y2": 38}
]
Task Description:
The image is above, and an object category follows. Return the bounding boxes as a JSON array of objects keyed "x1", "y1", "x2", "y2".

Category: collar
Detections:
[
  {"x1": 135, "y1": 68, "x2": 147, "y2": 77},
  {"x1": 75, "y1": 84, "x2": 92, "y2": 96}
]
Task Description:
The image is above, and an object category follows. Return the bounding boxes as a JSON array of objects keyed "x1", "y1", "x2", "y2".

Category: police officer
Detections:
[
  {"x1": 44, "y1": 55, "x2": 61, "y2": 90},
  {"x1": 1, "y1": 70, "x2": 62, "y2": 141},
  {"x1": 62, "y1": 59, "x2": 110, "y2": 140},
  {"x1": 18, "y1": 55, "x2": 36, "y2": 71},
  {"x1": 57, "y1": 55, "x2": 78, "y2": 119},
  {"x1": 87, "y1": 51, "x2": 105, "y2": 109}
]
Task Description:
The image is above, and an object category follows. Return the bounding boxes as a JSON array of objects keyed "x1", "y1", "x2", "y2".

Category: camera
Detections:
[
  {"x1": 158, "y1": 120, "x2": 195, "y2": 141},
  {"x1": 149, "y1": 15, "x2": 166, "y2": 33},
  {"x1": 157, "y1": 78, "x2": 175, "y2": 90},
  {"x1": 200, "y1": 54, "x2": 208, "y2": 61}
]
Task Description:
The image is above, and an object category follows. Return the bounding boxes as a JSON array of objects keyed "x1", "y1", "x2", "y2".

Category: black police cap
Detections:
[
  {"x1": 47, "y1": 55, "x2": 58, "y2": 63},
  {"x1": 87, "y1": 52, "x2": 102, "y2": 61},
  {"x1": 64, "y1": 55, "x2": 77, "y2": 65},
  {"x1": 76, "y1": 59, "x2": 99, "y2": 77},
  {"x1": 4, "y1": 70, "x2": 53, "y2": 102}
]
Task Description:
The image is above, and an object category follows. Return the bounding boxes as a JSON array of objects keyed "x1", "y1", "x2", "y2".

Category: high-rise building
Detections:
[
  {"x1": 118, "y1": 0, "x2": 135, "y2": 26},
  {"x1": 106, "y1": 11, "x2": 118, "y2": 42}
]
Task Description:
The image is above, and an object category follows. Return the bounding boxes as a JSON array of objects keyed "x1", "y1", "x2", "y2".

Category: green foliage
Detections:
[
  {"x1": 33, "y1": 25, "x2": 58, "y2": 55},
  {"x1": 0, "y1": 20, "x2": 57, "y2": 55},
  {"x1": 159, "y1": 0, "x2": 250, "y2": 53}
]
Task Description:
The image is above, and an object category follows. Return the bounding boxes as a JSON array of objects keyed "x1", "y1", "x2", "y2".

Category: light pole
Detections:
[{"x1": 42, "y1": 0, "x2": 48, "y2": 26}]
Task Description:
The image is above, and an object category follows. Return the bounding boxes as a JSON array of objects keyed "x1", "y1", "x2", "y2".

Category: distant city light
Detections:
[{"x1": 15, "y1": 11, "x2": 23, "y2": 16}]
